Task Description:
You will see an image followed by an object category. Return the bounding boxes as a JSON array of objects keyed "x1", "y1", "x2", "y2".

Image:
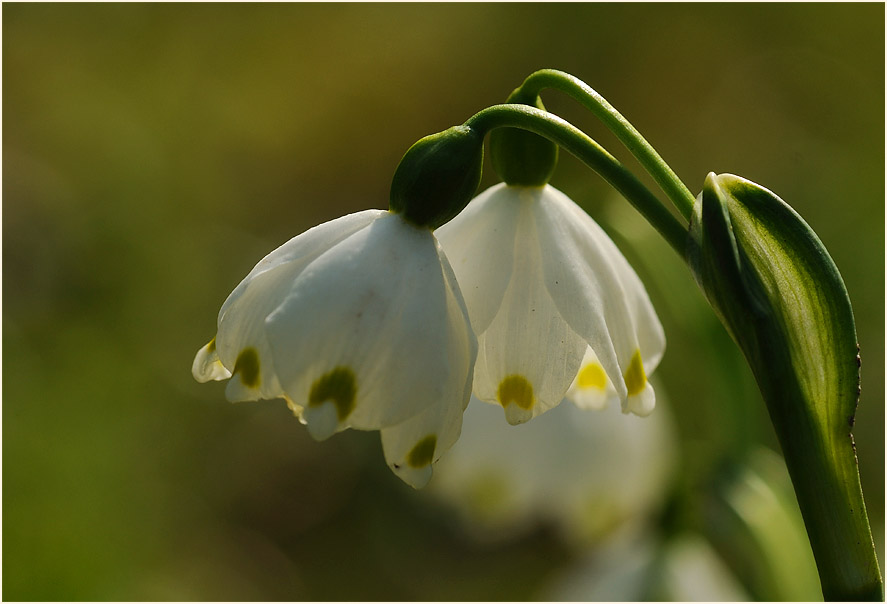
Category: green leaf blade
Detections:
[{"x1": 688, "y1": 173, "x2": 882, "y2": 601}]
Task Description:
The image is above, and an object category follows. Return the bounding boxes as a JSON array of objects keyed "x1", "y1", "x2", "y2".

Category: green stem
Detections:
[
  {"x1": 519, "y1": 69, "x2": 697, "y2": 221},
  {"x1": 466, "y1": 104, "x2": 688, "y2": 255}
]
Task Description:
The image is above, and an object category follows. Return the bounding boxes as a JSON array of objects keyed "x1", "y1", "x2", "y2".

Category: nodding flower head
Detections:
[
  {"x1": 436, "y1": 183, "x2": 665, "y2": 424},
  {"x1": 193, "y1": 210, "x2": 477, "y2": 488}
]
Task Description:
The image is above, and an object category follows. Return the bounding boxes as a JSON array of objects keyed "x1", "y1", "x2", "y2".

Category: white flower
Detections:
[
  {"x1": 436, "y1": 183, "x2": 665, "y2": 423},
  {"x1": 192, "y1": 210, "x2": 477, "y2": 488},
  {"x1": 429, "y1": 390, "x2": 676, "y2": 545},
  {"x1": 546, "y1": 531, "x2": 750, "y2": 601}
]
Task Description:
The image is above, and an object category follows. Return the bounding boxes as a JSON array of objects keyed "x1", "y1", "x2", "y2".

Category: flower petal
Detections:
[
  {"x1": 566, "y1": 346, "x2": 620, "y2": 411},
  {"x1": 469, "y1": 191, "x2": 587, "y2": 424},
  {"x1": 191, "y1": 338, "x2": 232, "y2": 383},
  {"x1": 380, "y1": 250, "x2": 476, "y2": 488},
  {"x1": 435, "y1": 184, "x2": 523, "y2": 334},
  {"x1": 626, "y1": 381, "x2": 656, "y2": 417},
  {"x1": 211, "y1": 210, "x2": 384, "y2": 402},
  {"x1": 265, "y1": 213, "x2": 474, "y2": 439},
  {"x1": 532, "y1": 186, "x2": 665, "y2": 404},
  {"x1": 218, "y1": 210, "x2": 383, "y2": 325}
]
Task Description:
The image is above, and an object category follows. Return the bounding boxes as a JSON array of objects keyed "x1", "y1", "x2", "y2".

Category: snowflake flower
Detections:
[
  {"x1": 193, "y1": 210, "x2": 476, "y2": 488},
  {"x1": 436, "y1": 183, "x2": 664, "y2": 423}
]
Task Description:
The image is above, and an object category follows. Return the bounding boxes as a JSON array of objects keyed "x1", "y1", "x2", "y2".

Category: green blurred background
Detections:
[{"x1": 4, "y1": 3, "x2": 883, "y2": 600}]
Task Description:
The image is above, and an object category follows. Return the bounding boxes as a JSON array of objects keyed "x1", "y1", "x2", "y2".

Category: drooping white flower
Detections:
[
  {"x1": 192, "y1": 210, "x2": 477, "y2": 488},
  {"x1": 435, "y1": 183, "x2": 665, "y2": 423}
]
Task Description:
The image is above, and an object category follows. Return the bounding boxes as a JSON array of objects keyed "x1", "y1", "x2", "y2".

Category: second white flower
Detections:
[{"x1": 436, "y1": 183, "x2": 665, "y2": 423}]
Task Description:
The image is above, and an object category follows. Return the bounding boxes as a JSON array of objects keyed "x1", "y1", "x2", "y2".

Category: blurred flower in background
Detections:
[
  {"x1": 429, "y1": 388, "x2": 677, "y2": 546},
  {"x1": 547, "y1": 530, "x2": 750, "y2": 602},
  {"x1": 543, "y1": 447, "x2": 821, "y2": 601}
]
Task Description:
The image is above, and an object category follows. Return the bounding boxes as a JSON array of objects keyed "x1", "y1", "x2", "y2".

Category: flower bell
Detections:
[
  {"x1": 436, "y1": 183, "x2": 664, "y2": 423},
  {"x1": 192, "y1": 209, "x2": 477, "y2": 488}
]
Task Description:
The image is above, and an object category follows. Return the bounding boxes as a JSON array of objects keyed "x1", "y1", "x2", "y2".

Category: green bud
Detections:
[
  {"x1": 490, "y1": 88, "x2": 558, "y2": 186},
  {"x1": 389, "y1": 125, "x2": 483, "y2": 230},
  {"x1": 687, "y1": 173, "x2": 882, "y2": 601}
]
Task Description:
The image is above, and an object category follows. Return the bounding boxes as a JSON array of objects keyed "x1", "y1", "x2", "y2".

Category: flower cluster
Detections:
[{"x1": 193, "y1": 182, "x2": 664, "y2": 487}]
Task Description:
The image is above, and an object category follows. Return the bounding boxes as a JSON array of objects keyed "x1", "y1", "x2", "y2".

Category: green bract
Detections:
[
  {"x1": 687, "y1": 173, "x2": 882, "y2": 601},
  {"x1": 389, "y1": 125, "x2": 484, "y2": 230},
  {"x1": 489, "y1": 90, "x2": 558, "y2": 186}
]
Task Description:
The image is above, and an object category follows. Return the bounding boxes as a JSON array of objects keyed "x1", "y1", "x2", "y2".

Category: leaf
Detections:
[{"x1": 687, "y1": 173, "x2": 882, "y2": 600}]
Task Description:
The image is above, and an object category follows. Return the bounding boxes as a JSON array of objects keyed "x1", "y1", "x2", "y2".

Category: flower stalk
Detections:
[
  {"x1": 465, "y1": 104, "x2": 687, "y2": 255},
  {"x1": 515, "y1": 68, "x2": 697, "y2": 220}
]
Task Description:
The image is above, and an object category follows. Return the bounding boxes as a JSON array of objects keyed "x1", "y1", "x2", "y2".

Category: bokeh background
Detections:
[{"x1": 4, "y1": 3, "x2": 884, "y2": 600}]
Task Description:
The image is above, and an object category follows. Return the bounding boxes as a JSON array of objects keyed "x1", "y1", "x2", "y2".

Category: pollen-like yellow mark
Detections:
[
  {"x1": 309, "y1": 366, "x2": 357, "y2": 421},
  {"x1": 577, "y1": 362, "x2": 607, "y2": 390},
  {"x1": 407, "y1": 434, "x2": 437, "y2": 468},
  {"x1": 234, "y1": 347, "x2": 260, "y2": 388},
  {"x1": 497, "y1": 374, "x2": 535, "y2": 410},
  {"x1": 623, "y1": 350, "x2": 647, "y2": 396}
]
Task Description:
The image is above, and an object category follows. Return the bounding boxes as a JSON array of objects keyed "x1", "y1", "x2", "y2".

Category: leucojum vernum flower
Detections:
[
  {"x1": 436, "y1": 183, "x2": 663, "y2": 423},
  {"x1": 193, "y1": 69, "x2": 881, "y2": 599},
  {"x1": 193, "y1": 209, "x2": 476, "y2": 488}
]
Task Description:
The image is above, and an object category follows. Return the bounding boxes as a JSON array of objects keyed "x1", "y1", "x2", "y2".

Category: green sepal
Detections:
[
  {"x1": 389, "y1": 125, "x2": 483, "y2": 230},
  {"x1": 687, "y1": 173, "x2": 882, "y2": 600},
  {"x1": 489, "y1": 88, "x2": 558, "y2": 186}
]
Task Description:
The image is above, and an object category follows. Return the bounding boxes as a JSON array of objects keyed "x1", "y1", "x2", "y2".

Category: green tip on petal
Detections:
[
  {"x1": 623, "y1": 350, "x2": 647, "y2": 397},
  {"x1": 233, "y1": 347, "x2": 260, "y2": 388},
  {"x1": 308, "y1": 366, "x2": 357, "y2": 421},
  {"x1": 407, "y1": 434, "x2": 437, "y2": 469}
]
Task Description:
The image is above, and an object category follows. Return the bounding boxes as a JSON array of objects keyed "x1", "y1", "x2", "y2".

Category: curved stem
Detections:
[
  {"x1": 466, "y1": 104, "x2": 688, "y2": 256},
  {"x1": 519, "y1": 69, "x2": 697, "y2": 221}
]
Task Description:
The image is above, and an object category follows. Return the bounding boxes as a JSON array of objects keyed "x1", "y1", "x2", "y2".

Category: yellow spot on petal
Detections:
[
  {"x1": 498, "y1": 374, "x2": 535, "y2": 410},
  {"x1": 407, "y1": 434, "x2": 437, "y2": 468},
  {"x1": 623, "y1": 350, "x2": 647, "y2": 396},
  {"x1": 207, "y1": 337, "x2": 216, "y2": 353},
  {"x1": 234, "y1": 347, "x2": 260, "y2": 388},
  {"x1": 309, "y1": 366, "x2": 357, "y2": 421},
  {"x1": 577, "y1": 362, "x2": 607, "y2": 391}
]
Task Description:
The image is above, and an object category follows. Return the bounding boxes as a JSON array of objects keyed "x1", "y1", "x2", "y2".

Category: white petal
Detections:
[
  {"x1": 380, "y1": 250, "x2": 476, "y2": 488},
  {"x1": 626, "y1": 381, "x2": 656, "y2": 417},
  {"x1": 532, "y1": 186, "x2": 665, "y2": 399},
  {"x1": 435, "y1": 184, "x2": 523, "y2": 334},
  {"x1": 574, "y1": 202, "x2": 666, "y2": 374},
  {"x1": 191, "y1": 339, "x2": 232, "y2": 383},
  {"x1": 212, "y1": 209, "x2": 384, "y2": 402},
  {"x1": 218, "y1": 210, "x2": 383, "y2": 324},
  {"x1": 265, "y1": 213, "x2": 475, "y2": 439},
  {"x1": 470, "y1": 191, "x2": 587, "y2": 424},
  {"x1": 380, "y1": 397, "x2": 461, "y2": 489},
  {"x1": 302, "y1": 401, "x2": 340, "y2": 441},
  {"x1": 566, "y1": 346, "x2": 620, "y2": 411}
]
